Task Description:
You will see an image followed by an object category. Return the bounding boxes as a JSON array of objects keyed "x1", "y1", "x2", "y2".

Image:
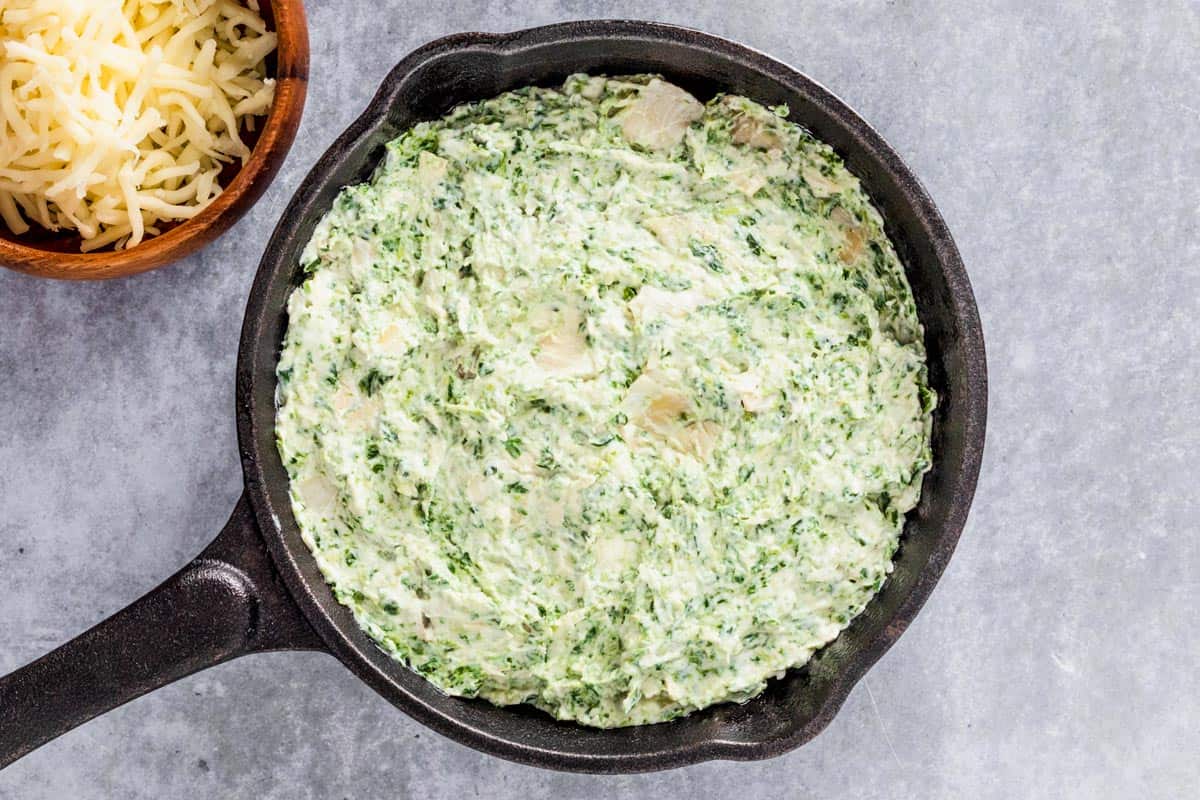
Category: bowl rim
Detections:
[{"x1": 0, "y1": 0, "x2": 310, "y2": 281}]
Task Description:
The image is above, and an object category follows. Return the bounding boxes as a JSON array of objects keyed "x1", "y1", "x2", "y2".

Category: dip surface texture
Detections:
[{"x1": 276, "y1": 75, "x2": 934, "y2": 727}]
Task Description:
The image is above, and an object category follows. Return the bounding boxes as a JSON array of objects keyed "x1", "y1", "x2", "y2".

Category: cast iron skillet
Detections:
[{"x1": 0, "y1": 20, "x2": 986, "y2": 773}]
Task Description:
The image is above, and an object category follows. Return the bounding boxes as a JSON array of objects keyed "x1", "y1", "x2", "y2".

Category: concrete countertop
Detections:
[{"x1": 2, "y1": 1, "x2": 1197, "y2": 797}]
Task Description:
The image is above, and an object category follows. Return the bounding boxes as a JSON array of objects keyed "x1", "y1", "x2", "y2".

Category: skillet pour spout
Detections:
[{"x1": 0, "y1": 20, "x2": 986, "y2": 773}]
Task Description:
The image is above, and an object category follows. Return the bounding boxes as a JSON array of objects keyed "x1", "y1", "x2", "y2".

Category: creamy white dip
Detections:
[{"x1": 276, "y1": 75, "x2": 934, "y2": 727}]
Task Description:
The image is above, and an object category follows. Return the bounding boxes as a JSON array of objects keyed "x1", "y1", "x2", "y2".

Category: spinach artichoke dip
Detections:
[{"x1": 276, "y1": 75, "x2": 935, "y2": 727}]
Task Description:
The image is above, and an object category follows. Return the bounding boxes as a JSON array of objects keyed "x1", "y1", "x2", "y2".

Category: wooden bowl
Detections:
[{"x1": 0, "y1": 0, "x2": 309, "y2": 281}]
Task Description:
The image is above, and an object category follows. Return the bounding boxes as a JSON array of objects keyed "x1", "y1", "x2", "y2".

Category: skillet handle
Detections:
[{"x1": 0, "y1": 493, "x2": 322, "y2": 769}]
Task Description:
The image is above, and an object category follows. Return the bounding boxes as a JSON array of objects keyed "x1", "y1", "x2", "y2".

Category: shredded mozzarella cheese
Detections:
[{"x1": 0, "y1": 0, "x2": 276, "y2": 250}]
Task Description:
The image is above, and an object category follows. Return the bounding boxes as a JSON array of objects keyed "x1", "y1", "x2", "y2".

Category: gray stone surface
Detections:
[{"x1": 2, "y1": 1, "x2": 1197, "y2": 796}]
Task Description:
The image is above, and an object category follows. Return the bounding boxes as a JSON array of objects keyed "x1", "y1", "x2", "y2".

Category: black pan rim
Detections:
[{"x1": 238, "y1": 19, "x2": 987, "y2": 773}]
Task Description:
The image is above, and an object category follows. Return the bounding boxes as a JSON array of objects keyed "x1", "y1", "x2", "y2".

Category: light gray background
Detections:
[{"x1": 2, "y1": 1, "x2": 1197, "y2": 797}]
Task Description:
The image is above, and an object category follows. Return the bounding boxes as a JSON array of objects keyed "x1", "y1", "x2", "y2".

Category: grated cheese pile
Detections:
[{"x1": 0, "y1": 0, "x2": 277, "y2": 251}]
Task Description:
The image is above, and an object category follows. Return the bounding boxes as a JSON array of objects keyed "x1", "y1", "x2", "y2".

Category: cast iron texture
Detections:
[
  {"x1": 238, "y1": 20, "x2": 987, "y2": 772},
  {"x1": 0, "y1": 20, "x2": 986, "y2": 775},
  {"x1": 0, "y1": 499, "x2": 321, "y2": 767}
]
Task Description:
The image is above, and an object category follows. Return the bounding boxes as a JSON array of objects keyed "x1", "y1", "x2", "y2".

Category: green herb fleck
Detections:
[{"x1": 359, "y1": 368, "x2": 390, "y2": 397}]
